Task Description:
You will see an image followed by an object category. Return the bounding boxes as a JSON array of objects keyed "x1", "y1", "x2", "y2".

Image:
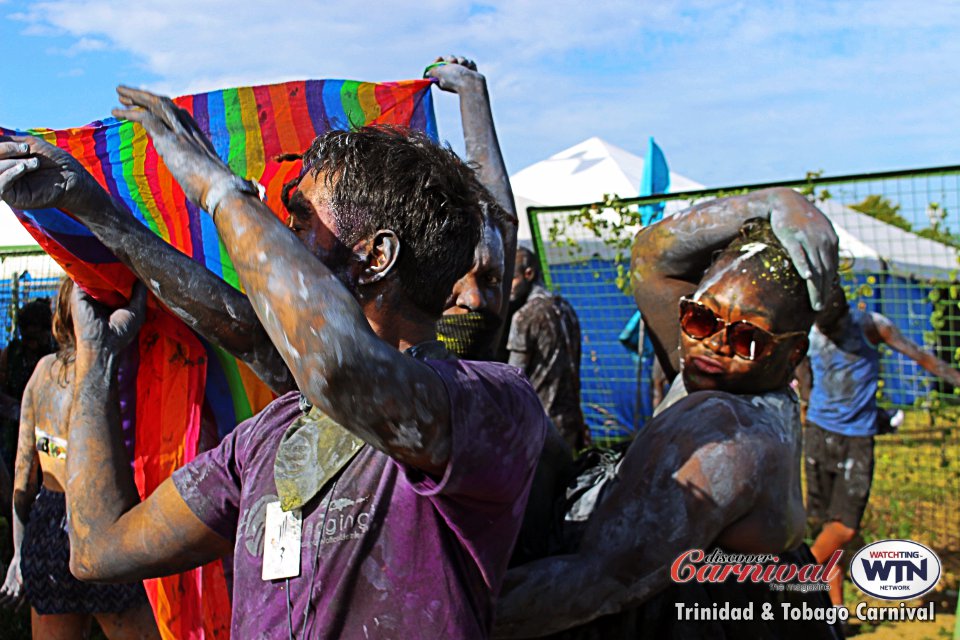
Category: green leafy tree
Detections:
[{"x1": 849, "y1": 194, "x2": 913, "y2": 232}]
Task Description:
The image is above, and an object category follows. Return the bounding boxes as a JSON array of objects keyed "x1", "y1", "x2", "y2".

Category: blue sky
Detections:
[{"x1": 2, "y1": 0, "x2": 959, "y2": 188}]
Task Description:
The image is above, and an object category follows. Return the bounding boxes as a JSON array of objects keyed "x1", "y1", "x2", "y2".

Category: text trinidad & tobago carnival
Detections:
[{"x1": 670, "y1": 548, "x2": 938, "y2": 624}]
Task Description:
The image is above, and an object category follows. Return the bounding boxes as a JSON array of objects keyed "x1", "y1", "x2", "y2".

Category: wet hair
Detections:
[
  {"x1": 280, "y1": 126, "x2": 483, "y2": 317},
  {"x1": 704, "y1": 218, "x2": 815, "y2": 333},
  {"x1": 515, "y1": 247, "x2": 542, "y2": 281},
  {"x1": 18, "y1": 297, "x2": 52, "y2": 332},
  {"x1": 51, "y1": 277, "x2": 75, "y2": 364}
]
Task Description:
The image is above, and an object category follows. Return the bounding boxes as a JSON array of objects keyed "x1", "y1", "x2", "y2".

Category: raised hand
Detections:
[
  {"x1": 769, "y1": 195, "x2": 839, "y2": 312},
  {"x1": 425, "y1": 55, "x2": 483, "y2": 93},
  {"x1": 72, "y1": 282, "x2": 147, "y2": 356},
  {"x1": 111, "y1": 86, "x2": 240, "y2": 213},
  {"x1": 0, "y1": 136, "x2": 102, "y2": 212}
]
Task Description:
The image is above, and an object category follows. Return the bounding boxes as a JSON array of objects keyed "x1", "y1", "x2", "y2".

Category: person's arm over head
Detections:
[
  {"x1": 865, "y1": 312, "x2": 960, "y2": 387},
  {"x1": 631, "y1": 187, "x2": 838, "y2": 378},
  {"x1": 426, "y1": 56, "x2": 516, "y2": 223},
  {"x1": 0, "y1": 362, "x2": 41, "y2": 607},
  {"x1": 65, "y1": 285, "x2": 232, "y2": 582},
  {"x1": 0, "y1": 136, "x2": 294, "y2": 394},
  {"x1": 112, "y1": 87, "x2": 455, "y2": 476},
  {"x1": 427, "y1": 55, "x2": 518, "y2": 345},
  {"x1": 494, "y1": 397, "x2": 768, "y2": 637}
]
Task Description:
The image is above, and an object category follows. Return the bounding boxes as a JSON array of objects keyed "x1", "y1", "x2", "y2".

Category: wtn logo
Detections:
[
  {"x1": 850, "y1": 540, "x2": 941, "y2": 600},
  {"x1": 860, "y1": 558, "x2": 927, "y2": 583}
]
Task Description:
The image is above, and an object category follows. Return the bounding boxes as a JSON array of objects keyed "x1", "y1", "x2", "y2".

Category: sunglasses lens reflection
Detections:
[
  {"x1": 681, "y1": 301, "x2": 720, "y2": 339},
  {"x1": 728, "y1": 323, "x2": 769, "y2": 360}
]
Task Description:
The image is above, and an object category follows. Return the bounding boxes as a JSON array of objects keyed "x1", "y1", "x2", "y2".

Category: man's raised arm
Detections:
[
  {"x1": 113, "y1": 87, "x2": 454, "y2": 476},
  {"x1": 427, "y1": 55, "x2": 518, "y2": 336},
  {"x1": 427, "y1": 56, "x2": 515, "y2": 219},
  {"x1": 66, "y1": 286, "x2": 232, "y2": 581},
  {"x1": 0, "y1": 136, "x2": 294, "y2": 394},
  {"x1": 866, "y1": 312, "x2": 960, "y2": 387}
]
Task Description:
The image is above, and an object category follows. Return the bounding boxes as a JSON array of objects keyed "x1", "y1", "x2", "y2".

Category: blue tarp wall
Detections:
[{"x1": 0, "y1": 273, "x2": 61, "y2": 350}]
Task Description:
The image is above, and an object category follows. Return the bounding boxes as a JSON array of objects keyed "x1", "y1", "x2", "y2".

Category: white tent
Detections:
[
  {"x1": 0, "y1": 202, "x2": 63, "y2": 282},
  {"x1": 510, "y1": 140, "x2": 957, "y2": 279},
  {"x1": 815, "y1": 199, "x2": 958, "y2": 280},
  {"x1": 1, "y1": 202, "x2": 39, "y2": 248},
  {"x1": 510, "y1": 137, "x2": 704, "y2": 246}
]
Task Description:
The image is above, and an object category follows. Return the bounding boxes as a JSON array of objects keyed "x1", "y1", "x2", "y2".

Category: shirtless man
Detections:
[{"x1": 495, "y1": 188, "x2": 839, "y2": 638}]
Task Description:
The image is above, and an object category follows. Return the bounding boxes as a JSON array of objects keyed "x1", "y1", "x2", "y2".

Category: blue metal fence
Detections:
[{"x1": 0, "y1": 249, "x2": 63, "y2": 349}]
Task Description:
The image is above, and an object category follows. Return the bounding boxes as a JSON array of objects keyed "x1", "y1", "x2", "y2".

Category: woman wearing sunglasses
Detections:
[{"x1": 495, "y1": 187, "x2": 840, "y2": 639}]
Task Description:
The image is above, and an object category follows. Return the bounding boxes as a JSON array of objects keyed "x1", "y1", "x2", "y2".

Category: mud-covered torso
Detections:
[
  {"x1": 27, "y1": 354, "x2": 74, "y2": 492},
  {"x1": 649, "y1": 377, "x2": 806, "y2": 552}
]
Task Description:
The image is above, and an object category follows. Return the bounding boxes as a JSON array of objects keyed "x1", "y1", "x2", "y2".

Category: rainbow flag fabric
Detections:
[{"x1": 2, "y1": 78, "x2": 437, "y2": 639}]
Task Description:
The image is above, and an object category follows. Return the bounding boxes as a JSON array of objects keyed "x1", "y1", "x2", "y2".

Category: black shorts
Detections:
[
  {"x1": 22, "y1": 487, "x2": 149, "y2": 615},
  {"x1": 804, "y1": 422, "x2": 875, "y2": 531}
]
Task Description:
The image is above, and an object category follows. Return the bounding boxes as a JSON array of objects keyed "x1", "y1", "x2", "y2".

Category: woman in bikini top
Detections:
[{"x1": 0, "y1": 277, "x2": 159, "y2": 638}]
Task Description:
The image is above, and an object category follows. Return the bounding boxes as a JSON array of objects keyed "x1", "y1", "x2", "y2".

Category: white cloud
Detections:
[
  {"x1": 64, "y1": 36, "x2": 107, "y2": 55},
  {"x1": 14, "y1": 0, "x2": 645, "y2": 90},
  {"x1": 9, "y1": 0, "x2": 960, "y2": 185}
]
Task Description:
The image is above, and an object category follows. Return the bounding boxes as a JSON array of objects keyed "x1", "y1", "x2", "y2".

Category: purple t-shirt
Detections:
[{"x1": 173, "y1": 358, "x2": 547, "y2": 639}]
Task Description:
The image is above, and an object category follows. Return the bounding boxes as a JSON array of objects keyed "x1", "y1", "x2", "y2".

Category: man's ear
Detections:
[
  {"x1": 357, "y1": 230, "x2": 400, "y2": 285},
  {"x1": 523, "y1": 267, "x2": 536, "y2": 282}
]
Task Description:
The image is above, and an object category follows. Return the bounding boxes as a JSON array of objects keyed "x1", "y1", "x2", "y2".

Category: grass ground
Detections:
[
  {"x1": 842, "y1": 583, "x2": 957, "y2": 639},
  {"x1": 857, "y1": 409, "x2": 959, "y2": 591},
  {"x1": 852, "y1": 612, "x2": 955, "y2": 640}
]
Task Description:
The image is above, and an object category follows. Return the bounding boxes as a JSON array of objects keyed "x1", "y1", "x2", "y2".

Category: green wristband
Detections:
[{"x1": 423, "y1": 61, "x2": 448, "y2": 78}]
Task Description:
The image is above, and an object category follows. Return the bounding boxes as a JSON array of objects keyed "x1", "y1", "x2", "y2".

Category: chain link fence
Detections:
[{"x1": 0, "y1": 247, "x2": 64, "y2": 349}]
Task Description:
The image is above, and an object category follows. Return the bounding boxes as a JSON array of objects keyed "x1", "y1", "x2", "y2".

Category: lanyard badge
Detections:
[{"x1": 262, "y1": 501, "x2": 302, "y2": 581}]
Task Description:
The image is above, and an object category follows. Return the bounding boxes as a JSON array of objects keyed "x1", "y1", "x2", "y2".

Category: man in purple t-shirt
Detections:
[{"x1": 0, "y1": 89, "x2": 546, "y2": 638}]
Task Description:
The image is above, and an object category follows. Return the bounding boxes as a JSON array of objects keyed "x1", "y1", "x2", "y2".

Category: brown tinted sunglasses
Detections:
[{"x1": 679, "y1": 297, "x2": 805, "y2": 361}]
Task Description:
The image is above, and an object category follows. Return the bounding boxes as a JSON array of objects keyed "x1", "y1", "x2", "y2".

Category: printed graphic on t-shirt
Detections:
[{"x1": 316, "y1": 495, "x2": 376, "y2": 545}]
